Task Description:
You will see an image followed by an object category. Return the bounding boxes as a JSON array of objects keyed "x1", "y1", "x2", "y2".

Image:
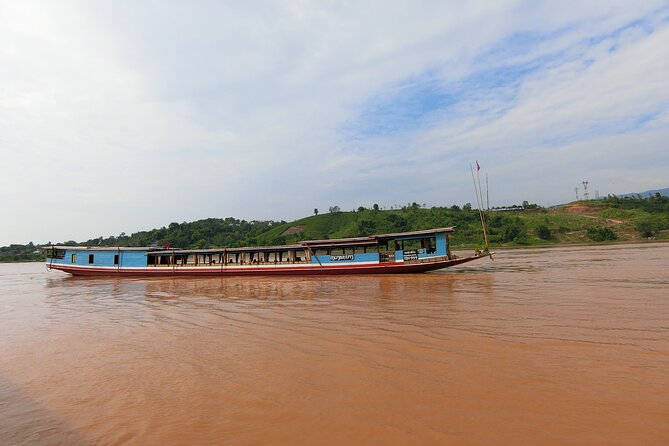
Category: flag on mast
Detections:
[{"x1": 476, "y1": 160, "x2": 480, "y2": 172}]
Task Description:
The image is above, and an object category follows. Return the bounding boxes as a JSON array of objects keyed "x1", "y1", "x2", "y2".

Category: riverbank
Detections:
[{"x1": 3, "y1": 196, "x2": 668, "y2": 262}]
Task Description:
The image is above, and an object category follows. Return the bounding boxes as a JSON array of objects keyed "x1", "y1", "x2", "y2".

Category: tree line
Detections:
[{"x1": 2, "y1": 195, "x2": 667, "y2": 262}]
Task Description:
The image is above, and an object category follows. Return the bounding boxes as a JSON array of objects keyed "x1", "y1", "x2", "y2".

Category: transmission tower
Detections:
[
  {"x1": 575, "y1": 187, "x2": 579, "y2": 201},
  {"x1": 582, "y1": 181, "x2": 590, "y2": 201}
]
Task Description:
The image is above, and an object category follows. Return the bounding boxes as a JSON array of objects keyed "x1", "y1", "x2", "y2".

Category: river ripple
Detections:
[{"x1": 1, "y1": 243, "x2": 668, "y2": 445}]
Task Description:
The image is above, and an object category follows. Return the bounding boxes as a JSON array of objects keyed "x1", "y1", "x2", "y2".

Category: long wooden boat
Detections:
[{"x1": 44, "y1": 227, "x2": 489, "y2": 276}]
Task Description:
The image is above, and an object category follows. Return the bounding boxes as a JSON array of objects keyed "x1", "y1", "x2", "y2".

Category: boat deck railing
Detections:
[
  {"x1": 403, "y1": 254, "x2": 449, "y2": 265},
  {"x1": 379, "y1": 252, "x2": 395, "y2": 263}
]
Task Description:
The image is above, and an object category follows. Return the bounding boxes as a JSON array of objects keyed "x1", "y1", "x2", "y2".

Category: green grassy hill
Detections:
[
  {"x1": 255, "y1": 195, "x2": 669, "y2": 248},
  {"x1": 253, "y1": 207, "x2": 483, "y2": 247},
  {"x1": 255, "y1": 200, "x2": 668, "y2": 249},
  {"x1": 2, "y1": 195, "x2": 668, "y2": 262}
]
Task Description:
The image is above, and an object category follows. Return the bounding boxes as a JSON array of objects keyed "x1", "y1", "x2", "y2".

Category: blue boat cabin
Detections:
[{"x1": 45, "y1": 228, "x2": 455, "y2": 269}]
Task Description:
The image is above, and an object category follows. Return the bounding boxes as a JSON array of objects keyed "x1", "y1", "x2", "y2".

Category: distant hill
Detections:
[
  {"x1": 619, "y1": 187, "x2": 669, "y2": 198},
  {"x1": 2, "y1": 196, "x2": 669, "y2": 262}
]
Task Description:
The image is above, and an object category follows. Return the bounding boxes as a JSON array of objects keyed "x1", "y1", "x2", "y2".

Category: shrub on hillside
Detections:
[
  {"x1": 635, "y1": 219, "x2": 657, "y2": 238},
  {"x1": 536, "y1": 224, "x2": 552, "y2": 240},
  {"x1": 587, "y1": 226, "x2": 617, "y2": 242},
  {"x1": 500, "y1": 221, "x2": 527, "y2": 242},
  {"x1": 487, "y1": 214, "x2": 527, "y2": 243},
  {"x1": 386, "y1": 214, "x2": 409, "y2": 232},
  {"x1": 357, "y1": 219, "x2": 377, "y2": 236}
]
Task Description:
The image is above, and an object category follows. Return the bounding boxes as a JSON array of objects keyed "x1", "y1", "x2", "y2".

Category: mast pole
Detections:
[
  {"x1": 477, "y1": 166, "x2": 488, "y2": 237},
  {"x1": 486, "y1": 173, "x2": 490, "y2": 211},
  {"x1": 470, "y1": 164, "x2": 489, "y2": 250},
  {"x1": 477, "y1": 166, "x2": 484, "y2": 211}
]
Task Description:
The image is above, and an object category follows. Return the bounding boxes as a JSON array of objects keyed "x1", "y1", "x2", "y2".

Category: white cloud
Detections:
[{"x1": 0, "y1": 1, "x2": 668, "y2": 245}]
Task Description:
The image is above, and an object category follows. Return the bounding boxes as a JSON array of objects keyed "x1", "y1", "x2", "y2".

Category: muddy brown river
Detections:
[{"x1": 1, "y1": 243, "x2": 668, "y2": 445}]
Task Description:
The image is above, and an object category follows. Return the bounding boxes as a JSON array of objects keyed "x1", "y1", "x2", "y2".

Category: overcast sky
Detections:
[{"x1": 1, "y1": 1, "x2": 668, "y2": 245}]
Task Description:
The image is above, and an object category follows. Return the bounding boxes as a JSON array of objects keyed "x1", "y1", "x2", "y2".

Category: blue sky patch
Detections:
[
  {"x1": 344, "y1": 8, "x2": 668, "y2": 141},
  {"x1": 345, "y1": 53, "x2": 560, "y2": 139}
]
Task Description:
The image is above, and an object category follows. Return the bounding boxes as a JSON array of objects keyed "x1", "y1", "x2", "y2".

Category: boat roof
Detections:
[
  {"x1": 149, "y1": 244, "x2": 306, "y2": 255},
  {"x1": 44, "y1": 246, "x2": 155, "y2": 251},
  {"x1": 301, "y1": 236, "x2": 377, "y2": 248},
  {"x1": 46, "y1": 227, "x2": 456, "y2": 254},
  {"x1": 376, "y1": 226, "x2": 456, "y2": 237},
  {"x1": 302, "y1": 227, "x2": 455, "y2": 248}
]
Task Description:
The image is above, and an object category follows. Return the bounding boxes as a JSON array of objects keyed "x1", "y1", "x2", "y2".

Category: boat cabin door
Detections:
[{"x1": 379, "y1": 241, "x2": 395, "y2": 263}]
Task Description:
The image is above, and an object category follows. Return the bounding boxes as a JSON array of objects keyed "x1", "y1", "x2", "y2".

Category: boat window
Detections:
[
  {"x1": 71, "y1": 253, "x2": 77, "y2": 264},
  {"x1": 288, "y1": 250, "x2": 305, "y2": 262},
  {"x1": 425, "y1": 237, "x2": 437, "y2": 254},
  {"x1": 47, "y1": 248, "x2": 66, "y2": 259},
  {"x1": 270, "y1": 252, "x2": 281, "y2": 263},
  {"x1": 114, "y1": 254, "x2": 119, "y2": 265},
  {"x1": 401, "y1": 239, "x2": 422, "y2": 251},
  {"x1": 88, "y1": 254, "x2": 94, "y2": 264}
]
